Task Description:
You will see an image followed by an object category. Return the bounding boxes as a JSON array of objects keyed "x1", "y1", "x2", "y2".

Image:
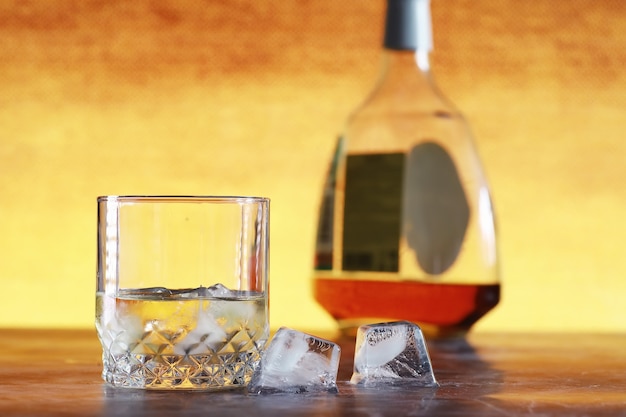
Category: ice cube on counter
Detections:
[
  {"x1": 350, "y1": 321, "x2": 438, "y2": 388},
  {"x1": 247, "y1": 327, "x2": 341, "y2": 394}
]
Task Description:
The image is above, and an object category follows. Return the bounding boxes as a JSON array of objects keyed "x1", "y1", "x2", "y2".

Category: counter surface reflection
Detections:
[{"x1": 0, "y1": 329, "x2": 624, "y2": 416}]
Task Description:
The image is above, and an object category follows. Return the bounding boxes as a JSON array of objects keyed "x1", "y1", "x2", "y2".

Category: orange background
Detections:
[{"x1": 1, "y1": 0, "x2": 625, "y2": 332}]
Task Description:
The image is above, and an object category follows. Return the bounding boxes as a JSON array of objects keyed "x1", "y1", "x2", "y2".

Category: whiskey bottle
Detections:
[{"x1": 313, "y1": 0, "x2": 500, "y2": 337}]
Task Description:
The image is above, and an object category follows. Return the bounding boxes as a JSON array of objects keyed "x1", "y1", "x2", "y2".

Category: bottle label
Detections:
[
  {"x1": 314, "y1": 137, "x2": 343, "y2": 271},
  {"x1": 402, "y1": 142, "x2": 470, "y2": 275},
  {"x1": 319, "y1": 143, "x2": 470, "y2": 276},
  {"x1": 342, "y1": 153, "x2": 404, "y2": 272}
]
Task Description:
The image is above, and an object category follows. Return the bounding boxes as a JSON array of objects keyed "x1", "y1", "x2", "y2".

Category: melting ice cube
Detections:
[
  {"x1": 172, "y1": 310, "x2": 227, "y2": 355},
  {"x1": 247, "y1": 327, "x2": 341, "y2": 394},
  {"x1": 120, "y1": 287, "x2": 174, "y2": 299},
  {"x1": 350, "y1": 321, "x2": 438, "y2": 388},
  {"x1": 120, "y1": 284, "x2": 239, "y2": 300},
  {"x1": 172, "y1": 283, "x2": 235, "y2": 299}
]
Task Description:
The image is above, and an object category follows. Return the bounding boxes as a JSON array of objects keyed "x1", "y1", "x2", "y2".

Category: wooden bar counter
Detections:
[{"x1": 0, "y1": 329, "x2": 624, "y2": 416}]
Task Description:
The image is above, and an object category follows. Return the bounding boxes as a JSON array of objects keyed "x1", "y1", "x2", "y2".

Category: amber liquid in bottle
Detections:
[
  {"x1": 314, "y1": 278, "x2": 500, "y2": 337},
  {"x1": 313, "y1": 0, "x2": 500, "y2": 338}
]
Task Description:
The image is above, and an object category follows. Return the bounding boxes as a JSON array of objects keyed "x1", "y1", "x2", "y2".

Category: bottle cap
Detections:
[{"x1": 384, "y1": 0, "x2": 433, "y2": 52}]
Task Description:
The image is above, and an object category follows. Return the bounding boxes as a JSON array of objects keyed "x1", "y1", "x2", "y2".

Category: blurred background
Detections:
[{"x1": 1, "y1": 0, "x2": 625, "y2": 333}]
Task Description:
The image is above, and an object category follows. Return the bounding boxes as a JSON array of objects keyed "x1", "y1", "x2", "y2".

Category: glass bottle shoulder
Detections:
[
  {"x1": 343, "y1": 52, "x2": 469, "y2": 153},
  {"x1": 362, "y1": 52, "x2": 454, "y2": 109}
]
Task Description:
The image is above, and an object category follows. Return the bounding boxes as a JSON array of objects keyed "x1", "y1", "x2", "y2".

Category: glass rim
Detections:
[{"x1": 97, "y1": 195, "x2": 270, "y2": 204}]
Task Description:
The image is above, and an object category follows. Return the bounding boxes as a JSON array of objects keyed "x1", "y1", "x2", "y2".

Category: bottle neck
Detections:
[
  {"x1": 356, "y1": 0, "x2": 447, "y2": 115},
  {"x1": 378, "y1": 49, "x2": 432, "y2": 90},
  {"x1": 384, "y1": 0, "x2": 433, "y2": 54},
  {"x1": 377, "y1": 0, "x2": 437, "y2": 96},
  {"x1": 383, "y1": 48, "x2": 431, "y2": 73}
]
